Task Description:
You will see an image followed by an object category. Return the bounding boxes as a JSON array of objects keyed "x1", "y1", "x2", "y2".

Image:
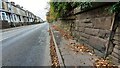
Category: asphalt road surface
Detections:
[{"x1": 1, "y1": 23, "x2": 51, "y2": 66}]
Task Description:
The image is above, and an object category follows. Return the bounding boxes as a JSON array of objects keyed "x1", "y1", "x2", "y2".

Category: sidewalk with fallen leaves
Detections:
[
  {"x1": 51, "y1": 24, "x2": 118, "y2": 68},
  {"x1": 49, "y1": 28, "x2": 60, "y2": 68}
]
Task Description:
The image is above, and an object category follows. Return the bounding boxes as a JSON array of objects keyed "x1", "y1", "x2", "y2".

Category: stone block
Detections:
[
  {"x1": 79, "y1": 22, "x2": 85, "y2": 27},
  {"x1": 116, "y1": 26, "x2": 120, "y2": 33},
  {"x1": 72, "y1": 31, "x2": 80, "y2": 40},
  {"x1": 89, "y1": 36, "x2": 107, "y2": 53},
  {"x1": 79, "y1": 36, "x2": 89, "y2": 44},
  {"x1": 75, "y1": 31, "x2": 80, "y2": 39},
  {"x1": 78, "y1": 27, "x2": 85, "y2": 32},
  {"x1": 85, "y1": 23, "x2": 93, "y2": 28},
  {"x1": 79, "y1": 32, "x2": 90, "y2": 39},
  {"x1": 94, "y1": 49, "x2": 105, "y2": 57},
  {"x1": 114, "y1": 35, "x2": 120, "y2": 41},
  {"x1": 83, "y1": 43, "x2": 94, "y2": 50},
  {"x1": 79, "y1": 22, "x2": 93, "y2": 28},
  {"x1": 113, "y1": 48, "x2": 120, "y2": 56},
  {"x1": 115, "y1": 45, "x2": 120, "y2": 50},
  {"x1": 109, "y1": 55, "x2": 120, "y2": 65},
  {"x1": 84, "y1": 28, "x2": 99, "y2": 36},
  {"x1": 111, "y1": 52, "x2": 120, "y2": 60},
  {"x1": 98, "y1": 30, "x2": 110, "y2": 39},
  {"x1": 113, "y1": 40, "x2": 120, "y2": 45},
  {"x1": 81, "y1": 19, "x2": 91, "y2": 23},
  {"x1": 75, "y1": 20, "x2": 79, "y2": 23},
  {"x1": 75, "y1": 26, "x2": 78, "y2": 30},
  {"x1": 92, "y1": 16, "x2": 112, "y2": 30}
]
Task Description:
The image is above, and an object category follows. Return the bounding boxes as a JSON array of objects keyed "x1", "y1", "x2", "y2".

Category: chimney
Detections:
[
  {"x1": 10, "y1": 2, "x2": 15, "y2": 5},
  {"x1": 16, "y1": 4, "x2": 20, "y2": 8},
  {"x1": 2, "y1": 0, "x2": 8, "y2": 2}
]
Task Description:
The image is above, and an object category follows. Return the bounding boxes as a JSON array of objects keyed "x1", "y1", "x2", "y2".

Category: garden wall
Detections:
[{"x1": 57, "y1": 5, "x2": 120, "y2": 65}]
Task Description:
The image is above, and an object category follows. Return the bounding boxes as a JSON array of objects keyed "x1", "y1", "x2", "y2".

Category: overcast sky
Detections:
[{"x1": 9, "y1": 0, "x2": 50, "y2": 21}]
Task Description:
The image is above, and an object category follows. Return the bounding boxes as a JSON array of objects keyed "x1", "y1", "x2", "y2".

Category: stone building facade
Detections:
[{"x1": 0, "y1": 0, "x2": 42, "y2": 28}]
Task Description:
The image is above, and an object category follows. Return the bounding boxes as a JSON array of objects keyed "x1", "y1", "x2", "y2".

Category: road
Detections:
[{"x1": 1, "y1": 23, "x2": 51, "y2": 66}]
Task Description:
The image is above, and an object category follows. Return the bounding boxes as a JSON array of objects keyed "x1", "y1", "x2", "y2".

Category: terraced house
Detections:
[{"x1": 0, "y1": 0, "x2": 42, "y2": 29}]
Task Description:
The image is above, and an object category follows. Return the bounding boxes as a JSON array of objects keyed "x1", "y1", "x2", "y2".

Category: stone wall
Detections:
[
  {"x1": 0, "y1": 20, "x2": 10, "y2": 29},
  {"x1": 109, "y1": 21, "x2": 120, "y2": 65},
  {"x1": 57, "y1": 5, "x2": 119, "y2": 58},
  {"x1": 57, "y1": 4, "x2": 120, "y2": 65},
  {"x1": 0, "y1": 21, "x2": 37, "y2": 29},
  {"x1": 72, "y1": 6, "x2": 114, "y2": 57}
]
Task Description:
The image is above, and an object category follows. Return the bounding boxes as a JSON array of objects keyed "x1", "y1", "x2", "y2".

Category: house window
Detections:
[
  {"x1": 10, "y1": 15, "x2": 13, "y2": 21},
  {"x1": 2, "y1": 2, "x2": 5, "y2": 9},
  {"x1": 19, "y1": 16, "x2": 21, "y2": 21},
  {"x1": 14, "y1": 15, "x2": 16, "y2": 21},
  {"x1": 2, "y1": 13, "x2": 6, "y2": 20}
]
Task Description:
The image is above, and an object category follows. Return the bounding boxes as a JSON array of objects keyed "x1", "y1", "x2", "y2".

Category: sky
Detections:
[{"x1": 9, "y1": 0, "x2": 50, "y2": 21}]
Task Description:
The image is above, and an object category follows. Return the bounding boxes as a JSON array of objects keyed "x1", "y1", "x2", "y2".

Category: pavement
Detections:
[
  {"x1": 52, "y1": 27, "x2": 99, "y2": 67},
  {"x1": 1, "y1": 23, "x2": 51, "y2": 66}
]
